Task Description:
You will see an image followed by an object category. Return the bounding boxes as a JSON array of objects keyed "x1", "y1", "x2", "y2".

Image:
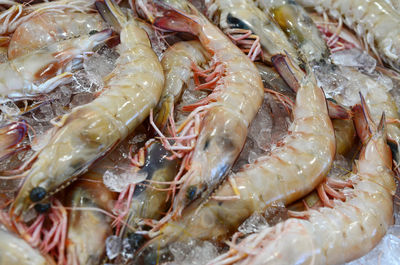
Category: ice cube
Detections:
[
  {"x1": 264, "y1": 202, "x2": 288, "y2": 226},
  {"x1": 238, "y1": 212, "x2": 268, "y2": 235},
  {"x1": 168, "y1": 240, "x2": 219, "y2": 265},
  {"x1": 331, "y1": 48, "x2": 376, "y2": 73},
  {"x1": 0, "y1": 100, "x2": 20, "y2": 117},
  {"x1": 103, "y1": 168, "x2": 147, "y2": 192},
  {"x1": 105, "y1": 235, "x2": 122, "y2": 260},
  {"x1": 327, "y1": 155, "x2": 352, "y2": 179},
  {"x1": 69, "y1": 93, "x2": 95, "y2": 109},
  {"x1": 83, "y1": 46, "x2": 118, "y2": 88}
]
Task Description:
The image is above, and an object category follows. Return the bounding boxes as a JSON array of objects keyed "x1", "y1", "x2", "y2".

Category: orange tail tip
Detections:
[
  {"x1": 271, "y1": 54, "x2": 301, "y2": 93},
  {"x1": 352, "y1": 92, "x2": 384, "y2": 143},
  {"x1": 327, "y1": 99, "x2": 351, "y2": 120},
  {"x1": 152, "y1": 3, "x2": 200, "y2": 35}
]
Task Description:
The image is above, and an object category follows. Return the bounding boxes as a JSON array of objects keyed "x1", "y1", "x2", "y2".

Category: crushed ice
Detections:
[
  {"x1": 233, "y1": 93, "x2": 291, "y2": 171},
  {"x1": 331, "y1": 48, "x2": 376, "y2": 74},
  {"x1": 167, "y1": 240, "x2": 220, "y2": 265},
  {"x1": 106, "y1": 235, "x2": 123, "y2": 260},
  {"x1": 238, "y1": 213, "x2": 268, "y2": 235},
  {"x1": 103, "y1": 168, "x2": 148, "y2": 193}
]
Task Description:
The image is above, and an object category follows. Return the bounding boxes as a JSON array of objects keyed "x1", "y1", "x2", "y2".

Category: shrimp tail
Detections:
[
  {"x1": 154, "y1": 95, "x2": 173, "y2": 129},
  {"x1": 271, "y1": 53, "x2": 301, "y2": 92},
  {"x1": 95, "y1": 0, "x2": 125, "y2": 32},
  {"x1": 152, "y1": 3, "x2": 201, "y2": 35},
  {"x1": 0, "y1": 122, "x2": 28, "y2": 162},
  {"x1": 353, "y1": 92, "x2": 385, "y2": 143},
  {"x1": 326, "y1": 99, "x2": 351, "y2": 120},
  {"x1": 272, "y1": 54, "x2": 350, "y2": 119}
]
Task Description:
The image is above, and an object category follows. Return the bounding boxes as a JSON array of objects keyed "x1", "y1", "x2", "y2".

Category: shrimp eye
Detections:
[
  {"x1": 34, "y1": 203, "x2": 51, "y2": 213},
  {"x1": 89, "y1": 30, "x2": 99, "y2": 35},
  {"x1": 30, "y1": 187, "x2": 47, "y2": 202},
  {"x1": 186, "y1": 186, "x2": 197, "y2": 201},
  {"x1": 127, "y1": 232, "x2": 146, "y2": 251}
]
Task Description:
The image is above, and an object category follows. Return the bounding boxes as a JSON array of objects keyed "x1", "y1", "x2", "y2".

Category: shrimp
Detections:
[
  {"x1": 154, "y1": 40, "x2": 210, "y2": 129},
  {"x1": 296, "y1": 0, "x2": 400, "y2": 72},
  {"x1": 113, "y1": 141, "x2": 179, "y2": 259},
  {"x1": 0, "y1": 0, "x2": 95, "y2": 36},
  {"x1": 210, "y1": 100, "x2": 395, "y2": 265},
  {"x1": 8, "y1": 11, "x2": 106, "y2": 60},
  {"x1": 0, "y1": 29, "x2": 111, "y2": 102},
  {"x1": 9, "y1": 0, "x2": 164, "y2": 218},
  {"x1": 256, "y1": 0, "x2": 330, "y2": 65},
  {"x1": 140, "y1": 0, "x2": 264, "y2": 216},
  {"x1": 266, "y1": 0, "x2": 400, "y2": 162},
  {"x1": 134, "y1": 60, "x2": 334, "y2": 263},
  {"x1": 0, "y1": 228, "x2": 56, "y2": 265},
  {"x1": 65, "y1": 173, "x2": 116, "y2": 265},
  {"x1": 204, "y1": 0, "x2": 300, "y2": 65},
  {"x1": 124, "y1": 141, "x2": 178, "y2": 226},
  {"x1": 203, "y1": 0, "x2": 313, "y2": 93},
  {"x1": 256, "y1": 62, "x2": 355, "y2": 155},
  {"x1": 307, "y1": 12, "x2": 366, "y2": 55}
]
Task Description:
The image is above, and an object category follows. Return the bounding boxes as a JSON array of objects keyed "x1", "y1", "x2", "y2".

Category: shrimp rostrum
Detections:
[
  {"x1": 210, "y1": 100, "x2": 395, "y2": 265},
  {"x1": 9, "y1": 0, "x2": 164, "y2": 218}
]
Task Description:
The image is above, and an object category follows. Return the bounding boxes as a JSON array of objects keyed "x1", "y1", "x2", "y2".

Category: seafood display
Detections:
[{"x1": 0, "y1": 0, "x2": 399, "y2": 265}]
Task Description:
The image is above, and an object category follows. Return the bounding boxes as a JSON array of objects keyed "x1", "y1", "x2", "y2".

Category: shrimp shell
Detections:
[
  {"x1": 257, "y1": 0, "x2": 330, "y2": 64},
  {"x1": 134, "y1": 66, "x2": 334, "y2": 264},
  {"x1": 151, "y1": 0, "x2": 264, "y2": 214},
  {"x1": 0, "y1": 228, "x2": 56, "y2": 265},
  {"x1": 0, "y1": 0, "x2": 95, "y2": 36},
  {"x1": 0, "y1": 30, "x2": 111, "y2": 101},
  {"x1": 8, "y1": 11, "x2": 106, "y2": 60},
  {"x1": 154, "y1": 40, "x2": 210, "y2": 129},
  {"x1": 205, "y1": 0, "x2": 301, "y2": 65},
  {"x1": 65, "y1": 173, "x2": 116, "y2": 265},
  {"x1": 296, "y1": 0, "x2": 400, "y2": 72},
  {"x1": 209, "y1": 110, "x2": 395, "y2": 265},
  {"x1": 9, "y1": 0, "x2": 164, "y2": 218}
]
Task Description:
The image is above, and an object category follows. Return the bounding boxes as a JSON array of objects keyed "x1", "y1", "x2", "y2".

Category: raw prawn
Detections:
[
  {"x1": 9, "y1": 0, "x2": 164, "y2": 218},
  {"x1": 257, "y1": 0, "x2": 329, "y2": 64},
  {"x1": 154, "y1": 40, "x2": 210, "y2": 129},
  {"x1": 8, "y1": 11, "x2": 106, "y2": 60},
  {"x1": 296, "y1": 0, "x2": 400, "y2": 72},
  {"x1": 135, "y1": 61, "x2": 335, "y2": 263},
  {"x1": 204, "y1": 0, "x2": 300, "y2": 65},
  {"x1": 141, "y1": 0, "x2": 264, "y2": 215},
  {"x1": 0, "y1": 0, "x2": 95, "y2": 36},
  {"x1": 115, "y1": 141, "x2": 178, "y2": 258},
  {"x1": 266, "y1": 0, "x2": 400, "y2": 162},
  {"x1": 0, "y1": 228, "x2": 56, "y2": 265},
  {"x1": 209, "y1": 100, "x2": 395, "y2": 265},
  {"x1": 65, "y1": 173, "x2": 116, "y2": 265},
  {"x1": 124, "y1": 141, "x2": 178, "y2": 226},
  {"x1": 256, "y1": 62, "x2": 355, "y2": 155},
  {"x1": 0, "y1": 30, "x2": 111, "y2": 101}
]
